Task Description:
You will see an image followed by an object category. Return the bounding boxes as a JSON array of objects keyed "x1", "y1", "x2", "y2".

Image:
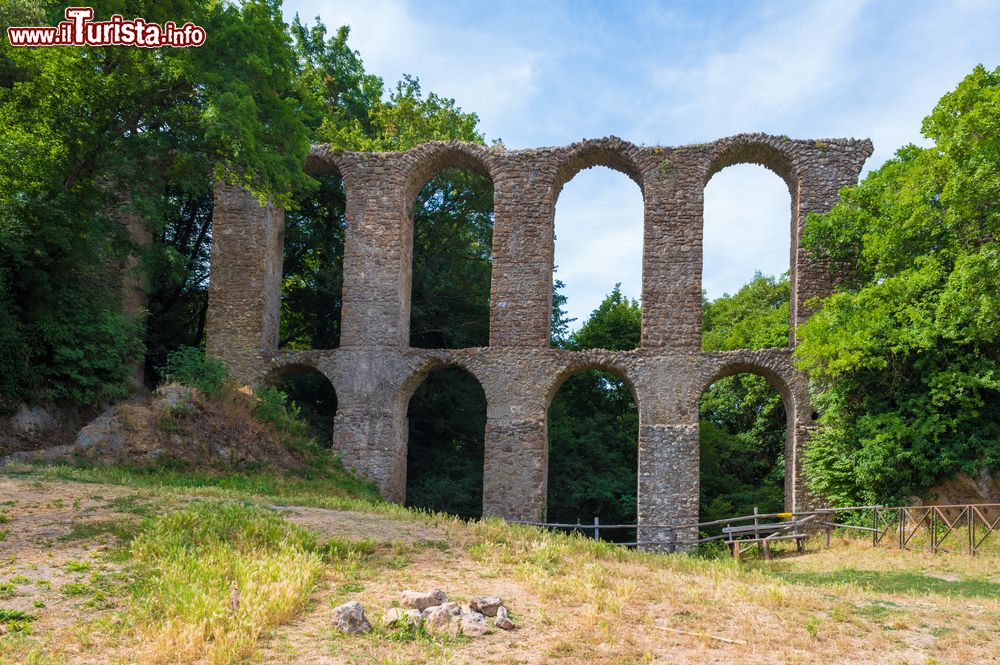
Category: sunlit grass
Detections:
[{"x1": 126, "y1": 501, "x2": 326, "y2": 665}]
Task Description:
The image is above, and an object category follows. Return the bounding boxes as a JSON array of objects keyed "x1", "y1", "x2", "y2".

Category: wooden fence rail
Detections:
[{"x1": 511, "y1": 503, "x2": 1000, "y2": 557}]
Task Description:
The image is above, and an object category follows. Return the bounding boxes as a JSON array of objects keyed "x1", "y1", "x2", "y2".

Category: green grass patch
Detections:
[
  {"x1": 0, "y1": 609, "x2": 35, "y2": 633},
  {"x1": 773, "y1": 569, "x2": 1000, "y2": 599},
  {"x1": 124, "y1": 501, "x2": 327, "y2": 665}
]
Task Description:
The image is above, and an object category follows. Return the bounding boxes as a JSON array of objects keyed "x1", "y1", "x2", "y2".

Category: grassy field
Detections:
[{"x1": 0, "y1": 465, "x2": 997, "y2": 664}]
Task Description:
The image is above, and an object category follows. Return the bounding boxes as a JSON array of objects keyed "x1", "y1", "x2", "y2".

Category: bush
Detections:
[{"x1": 162, "y1": 347, "x2": 230, "y2": 397}]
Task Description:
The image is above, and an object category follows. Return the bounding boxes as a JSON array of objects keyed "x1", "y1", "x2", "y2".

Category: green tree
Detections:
[
  {"x1": 547, "y1": 285, "x2": 641, "y2": 532},
  {"x1": 0, "y1": 0, "x2": 312, "y2": 409},
  {"x1": 699, "y1": 274, "x2": 789, "y2": 522},
  {"x1": 796, "y1": 65, "x2": 1000, "y2": 506}
]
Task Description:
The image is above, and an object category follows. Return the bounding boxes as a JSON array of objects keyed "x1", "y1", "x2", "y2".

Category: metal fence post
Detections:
[{"x1": 594, "y1": 516, "x2": 600, "y2": 542}]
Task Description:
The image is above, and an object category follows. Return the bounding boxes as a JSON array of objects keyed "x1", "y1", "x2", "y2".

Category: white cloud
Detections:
[{"x1": 283, "y1": 0, "x2": 545, "y2": 140}]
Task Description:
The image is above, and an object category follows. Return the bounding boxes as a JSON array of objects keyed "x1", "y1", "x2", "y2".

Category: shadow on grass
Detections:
[{"x1": 771, "y1": 569, "x2": 1000, "y2": 599}]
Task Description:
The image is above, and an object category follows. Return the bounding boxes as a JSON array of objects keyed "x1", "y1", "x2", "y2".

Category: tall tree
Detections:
[
  {"x1": 700, "y1": 274, "x2": 790, "y2": 522},
  {"x1": 0, "y1": 0, "x2": 310, "y2": 409},
  {"x1": 796, "y1": 65, "x2": 1000, "y2": 506}
]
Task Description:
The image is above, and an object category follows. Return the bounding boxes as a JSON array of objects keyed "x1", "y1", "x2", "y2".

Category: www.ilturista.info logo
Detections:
[{"x1": 6, "y1": 7, "x2": 206, "y2": 48}]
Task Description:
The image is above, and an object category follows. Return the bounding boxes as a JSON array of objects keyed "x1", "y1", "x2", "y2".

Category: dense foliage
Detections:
[
  {"x1": 700, "y1": 274, "x2": 789, "y2": 522},
  {"x1": 796, "y1": 65, "x2": 1000, "y2": 506},
  {"x1": 546, "y1": 286, "x2": 640, "y2": 531}
]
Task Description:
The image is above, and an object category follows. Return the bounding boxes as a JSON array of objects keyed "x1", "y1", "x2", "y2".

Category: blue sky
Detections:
[{"x1": 283, "y1": 0, "x2": 1000, "y2": 327}]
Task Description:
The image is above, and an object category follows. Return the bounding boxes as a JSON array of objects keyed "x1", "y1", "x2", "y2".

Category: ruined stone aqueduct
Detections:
[{"x1": 205, "y1": 133, "x2": 872, "y2": 544}]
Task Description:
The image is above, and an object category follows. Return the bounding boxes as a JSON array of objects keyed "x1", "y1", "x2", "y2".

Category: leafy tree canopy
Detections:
[{"x1": 796, "y1": 65, "x2": 1000, "y2": 506}]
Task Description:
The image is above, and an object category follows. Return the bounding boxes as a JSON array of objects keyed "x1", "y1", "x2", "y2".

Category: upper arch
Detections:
[
  {"x1": 703, "y1": 134, "x2": 799, "y2": 194},
  {"x1": 402, "y1": 141, "x2": 497, "y2": 211},
  {"x1": 552, "y1": 137, "x2": 647, "y2": 200}
]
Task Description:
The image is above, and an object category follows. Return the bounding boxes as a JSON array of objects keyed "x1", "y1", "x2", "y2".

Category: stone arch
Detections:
[
  {"x1": 396, "y1": 353, "x2": 491, "y2": 416},
  {"x1": 402, "y1": 142, "x2": 497, "y2": 350},
  {"x1": 549, "y1": 139, "x2": 648, "y2": 349},
  {"x1": 402, "y1": 141, "x2": 497, "y2": 212},
  {"x1": 544, "y1": 354, "x2": 641, "y2": 409},
  {"x1": 544, "y1": 352, "x2": 643, "y2": 532},
  {"x1": 701, "y1": 136, "x2": 801, "y2": 347},
  {"x1": 259, "y1": 360, "x2": 339, "y2": 445},
  {"x1": 277, "y1": 146, "x2": 359, "y2": 351},
  {"x1": 400, "y1": 354, "x2": 489, "y2": 516},
  {"x1": 696, "y1": 352, "x2": 801, "y2": 512},
  {"x1": 704, "y1": 136, "x2": 798, "y2": 192},
  {"x1": 552, "y1": 137, "x2": 647, "y2": 200}
]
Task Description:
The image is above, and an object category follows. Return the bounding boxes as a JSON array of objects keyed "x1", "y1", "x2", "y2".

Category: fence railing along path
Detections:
[{"x1": 511, "y1": 503, "x2": 1000, "y2": 557}]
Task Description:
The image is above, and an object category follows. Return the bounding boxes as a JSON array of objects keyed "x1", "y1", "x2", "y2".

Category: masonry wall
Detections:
[{"x1": 207, "y1": 133, "x2": 871, "y2": 548}]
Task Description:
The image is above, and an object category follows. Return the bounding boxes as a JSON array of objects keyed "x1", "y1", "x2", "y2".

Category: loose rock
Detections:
[
  {"x1": 422, "y1": 602, "x2": 461, "y2": 635},
  {"x1": 400, "y1": 588, "x2": 448, "y2": 611},
  {"x1": 470, "y1": 596, "x2": 503, "y2": 617},
  {"x1": 495, "y1": 605, "x2": 515, "y2": 631},
  {"x1": 383, "y1": 607, "x2": 422, "y2": 626},
  {"x1": 331, "y1": 601, "x2": 372, "y2": 634},
  {"x1": 459, "y1": 611, "x2": 489, "y2": 637}
]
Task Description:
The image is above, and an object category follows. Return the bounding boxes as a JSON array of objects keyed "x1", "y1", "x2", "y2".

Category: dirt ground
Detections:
[{"x1": 0, "y1": 475, "x2": 998, "y2": 664}]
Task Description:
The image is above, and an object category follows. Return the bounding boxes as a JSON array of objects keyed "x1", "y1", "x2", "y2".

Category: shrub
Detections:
[{"x1": 162, "y1": 347, "x2": 230, "y2": 397}]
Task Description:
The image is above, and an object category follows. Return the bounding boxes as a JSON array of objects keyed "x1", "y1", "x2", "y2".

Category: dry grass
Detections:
[{"x1": 0, "y1": 473, "x2": 998, "y2": 664}]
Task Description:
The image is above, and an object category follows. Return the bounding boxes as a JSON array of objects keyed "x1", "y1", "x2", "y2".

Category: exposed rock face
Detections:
[
  {"x1": 400, "y1": 588, "x2": 448, "y2": 611},
  {"x1": 924, "y1": 469, "x2": 1000, "y2": 505},
  {"x1": 2, "y1": 384, "x2": 312, "y2": 473},
  {"x1": 331, "y1": 601, "x2": 372, "y2": 634}
]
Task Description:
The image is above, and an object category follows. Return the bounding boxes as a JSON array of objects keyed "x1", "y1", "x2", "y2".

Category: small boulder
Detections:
[
  {"x1": 331, "y1": 601, "x2": 372, "y2": 634},
  {"x1": 383, "y1": 607, "x2": 422, "y2": 627},
  {"x1": 494, "y1": 605, "x2": 515, "y2": 631},
  {"x1": 459, "y1": 611, "x2": 489, "y2": 637},
  {"x1": 422, "y1": 602, "x2": 461, "y2": 635},
  {"x1": 470, "y1": 596, "x2": 503, "y2": 617},
  {"x1": 400, "y1": 588, "x2": 448, "y2": 611}
]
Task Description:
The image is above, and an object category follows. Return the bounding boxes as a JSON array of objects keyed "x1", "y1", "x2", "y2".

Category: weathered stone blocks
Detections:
[{"x1": 206, "y1": 134, "x2": 871, "y2": 547}]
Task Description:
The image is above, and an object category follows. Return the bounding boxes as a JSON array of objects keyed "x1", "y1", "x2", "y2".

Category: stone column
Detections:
[
  {"x1": 637, "y1": 422, "x2": 700, "y2": 550},
  {"x1": 338, "y1": 155, "x2": 410, "y2": 348},
  {"x1": 641, "y1": 149, "x2": 704, "y2": 351},
  {"x1": 205, "y1": 182, "x2": 283, "y2": 383},
  {"x1": 482, "y1": 405, "x2": 548, "y2": 520},
  {"x1": 791, "y1": 140, "x2": 872, "y2": 337},
  {"x1": 489, "y1": 156, "x2": 553, "y2": 348}
]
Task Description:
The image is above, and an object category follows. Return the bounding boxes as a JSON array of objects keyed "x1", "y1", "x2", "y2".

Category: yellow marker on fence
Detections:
[{"x1": 777, "y1": 512, "x2": 793, "y2": 518}]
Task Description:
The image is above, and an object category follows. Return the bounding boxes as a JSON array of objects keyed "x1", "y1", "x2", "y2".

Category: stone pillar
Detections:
[
  {"x1": 329, "y1": 347, "x2": 411, "y2": 501},
  {"x1": 642, "y1": 149, "x2": 704, "y2": 351},
  {"x1": 205, "y1": 182, "x2": 283, "y2": 383},
  {"x1": 332, "y1": 388, "x2": 408, "y2": 502},
  {"x1": 489, "y1": 156, "x2": 553, "y2": 347},
  {"x1": 791, "y1": 140, "x2": 872, "y2": 338},
  {"x1": 784, "y1": 371, "x2": 819, "y2": 512},
  {"x1": 482, "y1": 405, "x2": 548, "y2": 520},
  {"x1": 338, "y1": 156, "x2": 410, "y2": 348},
  {"x1": 637, "y1": 422, "x2": 700, "y2": 550}
]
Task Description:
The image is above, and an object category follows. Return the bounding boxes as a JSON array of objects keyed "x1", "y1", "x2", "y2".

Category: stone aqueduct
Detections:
[{"x1": 205, "y1": 133, "x2": 872, "y2": 543}]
